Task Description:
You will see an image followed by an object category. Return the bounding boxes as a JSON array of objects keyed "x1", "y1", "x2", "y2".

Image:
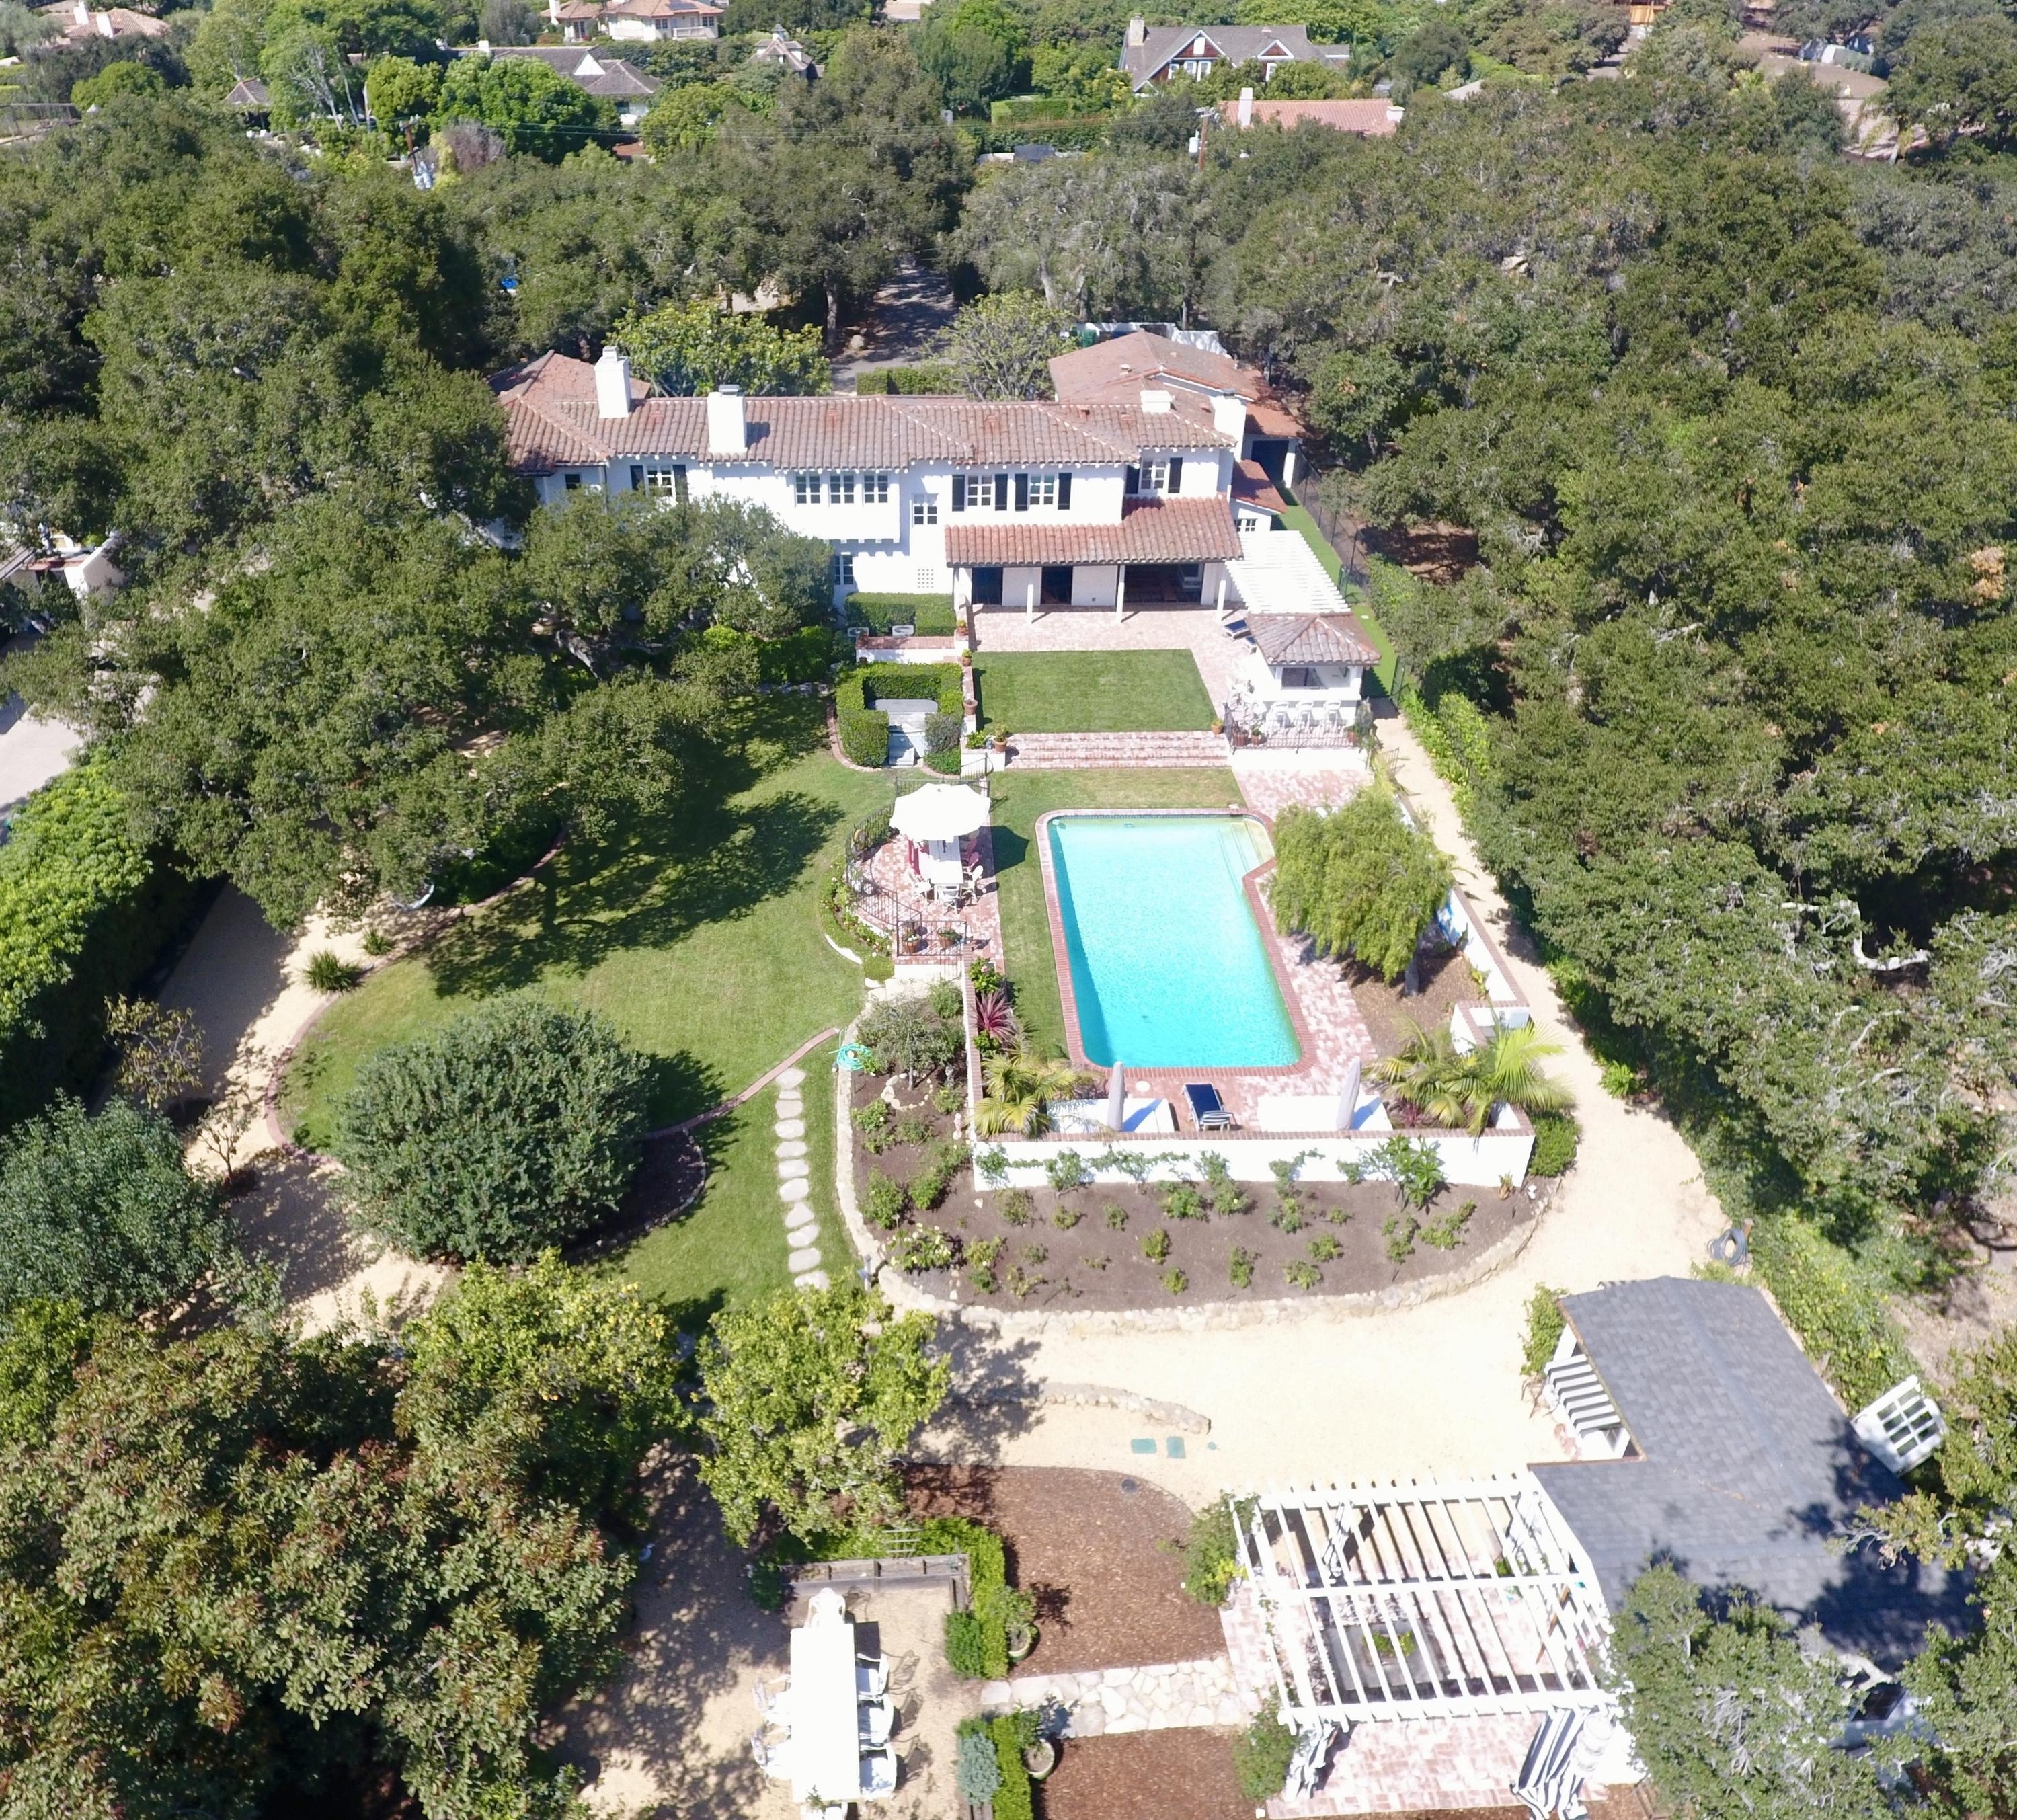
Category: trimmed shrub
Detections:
[
  {"x1": 1235, "y1": 1711, "x2": 1298, "y2": 1798},
  {"x1": 335, "y1": 995, "x2": 650, "y2": 1263},
  {"x1": 1529, "y1": 1111, "x2": 1579, "y2": 1175},
  {"x1": 955, "y1": 1723, "x2": 1002, "y2": 1800},
  {"x1": 839, "y1": 709, "x2": 892, "y2": 767},
  {"x1": 855, "y1": 362, "x2": 957, "y2": 394},
  {"x1": 924, "y1": 710, "x2": 963, "y2": 755},
  {"x1": 847, "y1": 593, "x2": 957, "y2": 635},
  {"x1": 0, "y1": 766, "x2": 200, "y2": 1132},
  {"x1": 945, "y1": 1608, "x2": 990, "y2": 1678},
  {"x1": 924, "y1": 750, "x2": 962, "y2": 774},
  {"x1": 836, "y1": 663, "x2": 964, "y2": 720},
  {"x1": 0, "y1": 1096, "x2": 229, "y2": 1318},
  {"x1": 989, "y1": 1714, "x2": 1035, "y2": 1820}
]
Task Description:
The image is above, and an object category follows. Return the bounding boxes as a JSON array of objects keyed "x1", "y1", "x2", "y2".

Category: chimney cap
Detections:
[{"x1": 714, "y1": 383, "x2": 743, "y2": 395}]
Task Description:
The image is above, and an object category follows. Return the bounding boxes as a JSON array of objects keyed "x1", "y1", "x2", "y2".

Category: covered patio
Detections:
[{"x1": 844, "y1": 783, "x2": 1004, "y2": 962}]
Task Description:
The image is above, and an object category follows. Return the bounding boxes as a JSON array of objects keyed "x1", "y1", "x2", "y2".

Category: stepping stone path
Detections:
[
  {"x1": 772, "y1": 1067, "x2": 829, "y2": 1290},
  {"x1": 978, "y1": 1656, "x2": 1256, "y2": 1737}
]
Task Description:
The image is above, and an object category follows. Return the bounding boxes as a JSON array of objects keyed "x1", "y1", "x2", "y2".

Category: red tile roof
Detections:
[
  {"x1": 1232, "y1": 459, "x2": 1287, "y2": 515},
  {"x1": 943, "y1": 496, "x2": 1241, "y2": 566},
  {"x1": 1247, "y1": 612, "x2": 1381, "y2": 666},
  {"x1": 1049, "y1": 330, "x2": 1306, "y2": 442},
  {"x1": 492, "y1": 353, "x2": 1236, "y2": 475},
  {"x1": 1219, "y1": 97, "x2": 1402, "y2": 136}
]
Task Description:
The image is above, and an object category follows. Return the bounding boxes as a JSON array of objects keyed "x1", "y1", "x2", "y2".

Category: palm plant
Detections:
[
  {"x1": 974, "y1": 1050, "x2": 1079, "y2": 1137},
  {"x1": 1374, "y1": 1020, "x2": 1570, "y2": 1135}
]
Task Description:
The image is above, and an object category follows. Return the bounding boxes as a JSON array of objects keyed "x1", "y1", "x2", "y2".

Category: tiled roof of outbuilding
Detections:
[
  {"x1": 491, "y1": 353, "x2": 1236, "y2": 475},
  {"x1": 1248, "y1": 611, "x2": 1378, "y2": 665},
  {"x1": 943, "y1": 496, "x2": 1241, "y2": 565}
]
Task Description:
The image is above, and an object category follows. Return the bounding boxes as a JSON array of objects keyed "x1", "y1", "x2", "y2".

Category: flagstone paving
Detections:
[
  {"x1": 770, "y1": 1068, "x2": 829, "y2": 1289},
  {"x1": 978, "y1": 1656, "x2": 1256, "y2": 1737}
]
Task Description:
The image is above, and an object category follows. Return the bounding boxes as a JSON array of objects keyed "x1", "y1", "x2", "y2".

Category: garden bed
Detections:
[
  {"x1": 1036, "y1": 1727, "x2": 1251, "y2": 1820},
  {"x1": 1349, "y1": 943, "x2": 1488, "y2": 1059},
  {"x1": 893, "y1": 1166, "x2": 1540, "y2": 1313},
  {"x1": 904, "y1": 1466, "x2": 1222, "y2": 1675}
]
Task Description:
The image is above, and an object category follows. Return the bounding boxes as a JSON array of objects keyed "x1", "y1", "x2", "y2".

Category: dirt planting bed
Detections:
[
  {"x1": 904, "y1": 1465, "x2": 1222, "y2": 1675},
  {"x1": 900, "y1": 1166, "x2": 1542, "y2": 1314},
  {"x1": 1035, "y1": 1727, "x2": 1250, "y2": 1820},
  {"x1": 1349, "y1": 943, "x2": 1488, "y2": 1060}
]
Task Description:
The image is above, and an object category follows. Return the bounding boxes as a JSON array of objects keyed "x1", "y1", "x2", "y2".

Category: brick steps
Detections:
[{"x1": 1005, "y1": 731, "x2": 1230, "y2": 769}]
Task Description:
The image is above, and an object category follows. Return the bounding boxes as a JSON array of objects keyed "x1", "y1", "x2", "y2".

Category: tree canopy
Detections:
[{"x1": 1269, "y1": 793, "x2": 1452, "y2": 983}]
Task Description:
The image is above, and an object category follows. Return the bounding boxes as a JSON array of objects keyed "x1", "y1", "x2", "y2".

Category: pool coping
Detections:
[{"x1": 1033, "y1": 807, "x2": 1321, "y2": 1086}]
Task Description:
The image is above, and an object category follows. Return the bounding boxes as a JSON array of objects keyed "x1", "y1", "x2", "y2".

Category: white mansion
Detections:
[{"x1": 491, "y1": 333, "x2": 1305, "y2": 615}]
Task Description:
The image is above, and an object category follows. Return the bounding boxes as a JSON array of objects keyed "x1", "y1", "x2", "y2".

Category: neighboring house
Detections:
[
  {"x1": 1218, "y1": 87, "x2": 1402, "y2": 136},
  {"x1": 1119, "y1": 17, "x2": 1349, "y2": 91},
  {"x1": 544, "y1": 0, "x2": 719, "y2": 42},
  {"x1": 1049, "y1": 328, "x2": 1306, "y2": 486},
  {"x1": 492, "y1": 348, "x2": 1267, "y2": 612},
  {"x1": 749, "y1": 24, "x2": 818, "y2": 74},
  {"x1": 34, "y1": 0, "x2": 168, "y2": 40},
  {"x1": 1533, "y1": 1279, "x2": 1969, "y2": 1667},
  {"x1": 465, "y1": 44, "x2": 659, "y2": 122},
  {"x1": 223, "y1": 74, "x2": 271, "y2": 122}
]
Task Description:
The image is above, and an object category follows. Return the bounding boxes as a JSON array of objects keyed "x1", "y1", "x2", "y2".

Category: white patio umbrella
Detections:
[
  {"x1": 1106, "y1": 1061, "x2": 1126, "y2": 1130},
  {"x1": 889, "y1": 783, "x2": 988, "y2": 842}
]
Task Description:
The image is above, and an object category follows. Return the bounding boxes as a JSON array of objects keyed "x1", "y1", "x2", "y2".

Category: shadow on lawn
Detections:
[{"x1": 419, "y1": 786, "x2": 844, "y2": 1002}]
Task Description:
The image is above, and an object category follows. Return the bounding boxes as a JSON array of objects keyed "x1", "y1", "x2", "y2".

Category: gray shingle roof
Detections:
[
  {"x1": 1530, "y1": 1279, "x2": 1970, "y2": 1667},
  {"x1": 1121, "y1": 23, "x2": 1346, "y2": 87}
]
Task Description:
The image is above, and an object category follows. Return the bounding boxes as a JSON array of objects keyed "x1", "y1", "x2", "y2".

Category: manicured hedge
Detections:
[
  {"x1": 846, "y1": 594, "x2": 957, "y2": 636},
  {"x1": 840, "y1": 709, "x2": 892, "y2": 767},
  {"x1": 836, "y1": 664, "x2": 964, "y2": 719},
  {"x1": 854, "y1": 363, "x2": 956, "y2": 395},
  {"x1": 969, "y1": 118, "x2": 1113, "y2": 153},
  {"x1": 696, "y1": 622, "x2": 847, "y2": 686},
  {"x1": 0, "y1": 767, "x2": 199, "y2": 1132},
  {"x1": 988, "y1": 1715, "x2": 1035, "y2": 1820}
]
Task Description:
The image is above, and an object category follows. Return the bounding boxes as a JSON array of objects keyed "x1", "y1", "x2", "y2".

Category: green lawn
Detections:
[
  {"x1": 988, "y1": 767, "x2": 1240, "y2": 1056},
  {"x1": 972, "y1": 650, "x2": 1215, "y2": 733},
  {"x1": 608, "y1": 1039, "x2": 852, "y2": 1331},
  {"x1": 1278, "y1": 495, "x2": 1399, "y2": 696},
  {"x1": 278, "y1": 699, "x2": 883, "y2": 1314}
]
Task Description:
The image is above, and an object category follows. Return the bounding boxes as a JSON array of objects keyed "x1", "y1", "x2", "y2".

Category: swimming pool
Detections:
[{"x1": 1046, "y1": 814, "x2": 1300, "y2": 1069}]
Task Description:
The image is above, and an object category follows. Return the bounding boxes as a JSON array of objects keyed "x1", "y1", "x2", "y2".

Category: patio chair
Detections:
[
  {"x1": 1183, "y1": 1082, "x2": 1236, "y2": 1131},
  {"x1": 1326, "y1": 705, "x2": 1346, "y2": 733},
  {"x1": 753, "y1": 1674, "x2": 789, "y2": 1718},
  {"x1": 856, "y1": 1655, "x2": 889, "y2": 1699},
  {"x1": 751, "y1": 1732, "x2": 786, "y2": 1778},
  {"x1": 1300, "y1": 707, "x2": 1318, "y2": 734},
  {"x1": 860, "y1": 1749, "x2": 898, "y2": 1796},
  {"x1": 859, "y1": 1698, "x2": 894, "y2": 1747}
]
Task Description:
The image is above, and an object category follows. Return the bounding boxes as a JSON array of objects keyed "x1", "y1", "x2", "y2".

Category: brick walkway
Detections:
[
  {"x1": 1232, "y1": 750, "x2": 1373, "y2": 819},
  {"x1": 1006, "y1": 731, "x2": 1232, "y2": 770}
]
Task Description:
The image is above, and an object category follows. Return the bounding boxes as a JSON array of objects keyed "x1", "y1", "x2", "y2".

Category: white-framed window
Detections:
[
  {"x1": 863, "y1": 471, "x2": 890, "y2": 503},
  {"x1": 1027, "y1": 472, "x2": 1057, "y2": 508},
  {"x1": 833, "y1": 550, "x2": 856, "y2": 588},
  {"x1": 828, "y1": 472, "x2": 857, "y2": 504},
  {"x1": 793, "y1": 472, "x2": 820, "y2": 506},
  {"x1": 1141, "y1": 459, "x2": 1169, "y2": 494},
  {"x1": 643, "y1": 465, "x2": 686, "y2": 501},
  {"x1": 911, "y1": 494, "x2": 938, "y2": 526}
]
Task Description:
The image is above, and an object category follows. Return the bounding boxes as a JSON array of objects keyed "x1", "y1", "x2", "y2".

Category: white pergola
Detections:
[{"x1": 1238, "y1": 1473, "x2": 1613, "y2": 1726}]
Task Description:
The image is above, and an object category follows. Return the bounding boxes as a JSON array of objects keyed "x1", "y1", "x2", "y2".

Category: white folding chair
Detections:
[
  {"x1": 859, "y1": 1698, "x2": 893, "y2": 1747},
  {"x1": 752, "y1": 1732, "x2": 787, "y2": 1778},
  {"x1": 754, "y1": 1673, "x2": 789, "y2": 1718},
  {"x1": 856, "y1": 1654, "x2": 889, "y2": 1698},
  {"x1": 859, "y1": 1748, "x2": 897, "y2": 1796}
]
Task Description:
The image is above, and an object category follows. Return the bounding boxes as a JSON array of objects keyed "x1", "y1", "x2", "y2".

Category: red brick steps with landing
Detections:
[{"x1": 1005, "y1": 731, "x2": 1230, "y2": 769}]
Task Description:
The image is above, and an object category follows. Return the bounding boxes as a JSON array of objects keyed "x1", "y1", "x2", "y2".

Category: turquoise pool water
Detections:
[{"x1": 1047, "y1": 814, "x2": 1300, "y2": 1069}]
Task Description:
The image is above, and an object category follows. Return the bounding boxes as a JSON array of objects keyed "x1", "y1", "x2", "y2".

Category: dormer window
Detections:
[{"x1": 1137, "y1": 457, "x2": 1182, "y2": 496}]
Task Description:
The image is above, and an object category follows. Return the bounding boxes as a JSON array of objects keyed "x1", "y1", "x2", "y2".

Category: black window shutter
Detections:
[
  {"x1": 953, "y1": 475, "x2": 967, "y2": 512},
  {"x1": 1168, "y1": 455, "x2": 1183, "y2": 495},
  {"x1": 674, "y1": 465, "x2": 688, "y2": 504},
  {"x1": 995, "y1": 472, "x2": 1009, "y2": 511},
  {"x1": 1056, "y1": 471, "x2": 1071, "y2": 510},
  {"x1": 1125, "y1": 465, "x2": 1140, "y2": 496},
  {"x1": 1015, "y1": 473, "x2": 1030, "y2": 512},
  {"x1": 630, "y1": 465, "x2": 643, "y2": 491}
]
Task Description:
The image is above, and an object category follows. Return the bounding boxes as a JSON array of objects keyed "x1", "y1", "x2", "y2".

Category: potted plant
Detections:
[
  {"x1": 1012, "y1": 1706, "x2": 1058, "y2": 1780},
  {"x1": 1001, "y1": 1586, "x2": 1039, "y2": 1663}
]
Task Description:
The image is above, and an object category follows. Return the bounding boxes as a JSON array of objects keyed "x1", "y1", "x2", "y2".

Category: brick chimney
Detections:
[
  {"x1": 707, "y1": 385, "x2": 747, "y2": 454},
  {"x1": 594, "y1": 346, "x2": 632, "y2": 419}
]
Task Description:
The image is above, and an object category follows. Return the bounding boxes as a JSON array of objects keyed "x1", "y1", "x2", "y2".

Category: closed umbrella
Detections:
[
  {"x1": 1335, "y1": 1057, "x2": 1363, "y2": 1131},
  {"x1": 1106, "y1": 1062, "x2": 1126, "y2": 1131}
]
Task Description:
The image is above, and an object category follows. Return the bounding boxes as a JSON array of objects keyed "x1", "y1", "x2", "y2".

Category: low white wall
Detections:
[
  {"x1": 977, "y1": 1115, "x2": 1533, "y2": 1189},
  {"x1": 853, "y1": 642, "x2": 958, "y2": 666}
]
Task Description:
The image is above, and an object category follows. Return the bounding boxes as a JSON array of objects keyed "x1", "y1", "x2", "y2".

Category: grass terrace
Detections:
[
  {"x1": 974, "y1": 651, "x2": 1215, "y2": 734},
  {"x1": 986, "y1": 766, "x2": 1240, "y2": 1057}
]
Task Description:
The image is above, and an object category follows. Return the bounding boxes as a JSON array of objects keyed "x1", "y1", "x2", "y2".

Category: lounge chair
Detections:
[{"x1": 1184, "y1": 1082, "x2": 1235, "y2": 1131}]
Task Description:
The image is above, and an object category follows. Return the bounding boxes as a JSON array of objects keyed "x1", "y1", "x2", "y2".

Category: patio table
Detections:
[{"x1": 788, "y1": 1608, "x2": 864, "y2": 1807}]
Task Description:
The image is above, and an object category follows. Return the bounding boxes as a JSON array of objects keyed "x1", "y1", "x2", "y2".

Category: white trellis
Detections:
[{"x1": 1240, "y1": 1474, "x2": 1614, "y2": 1725}]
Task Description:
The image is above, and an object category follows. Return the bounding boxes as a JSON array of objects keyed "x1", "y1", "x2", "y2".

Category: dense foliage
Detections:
[
  {"x1": 695, "y1": 1280, "x2": 949, "y2": 1544},
  {"x1": 1606, "y1": 1565, "x2": 1891, "y2": 1820},
  {"x1": 0, "y1": 1097, "x2": 230, "y2": 1318},
  {"x1": 1269, "y1": 793, "x2": 1452, "y2": 982},
  {"x1": 335, "y1": 994, "x2": 651, "y2": 1261},
  {"x1": 0, "y1": 1255, "x2": 680, "y2": 1818}
]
